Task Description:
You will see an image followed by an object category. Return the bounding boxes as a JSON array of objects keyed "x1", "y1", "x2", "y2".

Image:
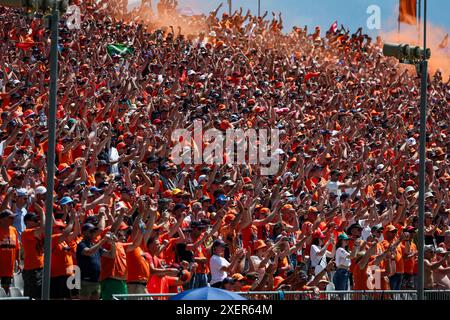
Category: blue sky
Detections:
[{"x1": 130, "y1": 0, "x2": 449, "y2": 37}]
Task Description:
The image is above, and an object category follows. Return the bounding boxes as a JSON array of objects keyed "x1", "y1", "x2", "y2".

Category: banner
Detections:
[{"x1": 399, "y1": 0, "x2": 417, "y2": 25}]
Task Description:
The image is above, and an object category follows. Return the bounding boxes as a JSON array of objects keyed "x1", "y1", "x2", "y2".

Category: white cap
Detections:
[
  {"x1": 376, "y1": 164, "x2": 384, "y2": 171},
  {"x1": 273, "y1": 148, "x2": 285, "y2": 156},
  {"x1": 435, "y1": 247, "x2": 446, "y2": 254},
  {"x1": 406, "y1": 138, "x2": 417, "y2": 146},
  {"x1": 115, "y1": 201, "x2": 127, "y2": 211},
  {"x1": 35, "y1": 186, "x2": 47, "y2": 195},
  {"x1": 198, "y1": 175, "x2": 208, "y2": 183},
  {"x1": 424, "y1": 192, "x2": 434, "y2": 198},
  {"x1": 283, "y1": 191, "x2": 294, "y2": 197},
  {"x1": 209, "y1": 31, "x2": 217, "y2": 37},
  {"x1": 16, "y1": 188, "x2": 28, "y2": 197},
  {"x1": 405, "y1": 186, "x2": 415, "y2": 193},
  {"x1": 224, "y1": 180, "x2": 235, "y2": 186},
  {"x1": 188, "y1": 70, "x2": 196, "y2": 76}
]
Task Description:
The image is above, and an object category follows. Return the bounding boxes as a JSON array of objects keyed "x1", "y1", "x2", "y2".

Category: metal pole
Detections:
[
  {"x1": 228, "y1": 0, "x2": 231, "y2": 16},
  {"x1": 42, "y1": 2, "x2": 59, "y2": 300},
  {"x1": 417, "y1": 0, "x2": 427, "y2": 302},
  {"x1": 418, "y1": 0, "x2": 421, "y2": 45},
  {"x1": 258, "y1": 0, "x2": 260, "y2": 17}
]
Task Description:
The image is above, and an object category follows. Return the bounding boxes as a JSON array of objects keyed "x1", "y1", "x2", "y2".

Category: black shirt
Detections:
[{"x1": 76, "y1": 239, "x2": 105, "y2": 282}]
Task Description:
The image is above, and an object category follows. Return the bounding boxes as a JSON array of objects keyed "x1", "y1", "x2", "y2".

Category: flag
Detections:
[
  {"x1": 439, "y1": 34, "x2": 448, "y2": 49},
  {"x1": 16, "y1": 41, "x2": 35, "y2": 51},
  {"x1": 304, "y1": 72, "x2": 321, "y2": 82},
  {"x1": 106, "y1": 43, "x2": 134, "y2": 56},
  {"x1": 329, "y1": 21, "x2": 338, "y2": 34},
  {"x1": 179, "y1": 68, "x2": 188, "y2": 83},
  {"x1": 399, "y1": 0, "x2": 417, "y2": 25}
]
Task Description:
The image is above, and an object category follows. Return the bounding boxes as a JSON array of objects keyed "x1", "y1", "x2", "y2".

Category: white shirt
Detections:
[
  {"x1": 310, "y1": 244, "x2": 333, "y2": 275},
  {"x1": 209, "y1": 254, "x2": 230, "y2": 285},
  {"x1": 250, "y1": 256, "x2": 265, "y2": 279},
  {"x1": 0, "y1": 140, "x2": 5, "y2": 157},
  {"x1": 109, "y1": 147, "x2": 119, "y2": 175},
  {"x1": 335, "y1": 247, "x2": 351, "y2": 268},
  {"x1": 326, "y1": 181, "x2": 341, "y2": 196}
]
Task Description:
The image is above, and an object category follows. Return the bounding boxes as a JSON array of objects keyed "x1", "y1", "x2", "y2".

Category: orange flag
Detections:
[{"x1": 399, "y1": 0, "x2": 417, "y2": 25}]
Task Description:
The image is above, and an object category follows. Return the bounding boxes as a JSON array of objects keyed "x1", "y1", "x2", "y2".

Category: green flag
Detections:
[{"x1": 106, "y1": 44, "x2": 134, "y2": 56}]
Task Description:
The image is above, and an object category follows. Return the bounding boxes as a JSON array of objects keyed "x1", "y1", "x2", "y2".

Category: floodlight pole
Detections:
[
  {"x1": 0, "y1": 0, "x2": 64, "y2": 301},
  {"x1": 417, "y1": 0, "x2": 427, "y2": 302},
  {"x1": 258, "y1": 0, "x2": 260, "y2": 17},
  {"x1": 41, "y1": 1, "x2": 59, "y2": 301}
]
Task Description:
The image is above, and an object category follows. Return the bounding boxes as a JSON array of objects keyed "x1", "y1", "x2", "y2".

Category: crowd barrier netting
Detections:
[{"x1": 112, "y1": 290, "x2": 450, "y2": 301}]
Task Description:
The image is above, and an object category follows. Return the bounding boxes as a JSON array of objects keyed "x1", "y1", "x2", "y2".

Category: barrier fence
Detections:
[{"x1": 113, "y1": 290, "x2": 450, "y2": 301}]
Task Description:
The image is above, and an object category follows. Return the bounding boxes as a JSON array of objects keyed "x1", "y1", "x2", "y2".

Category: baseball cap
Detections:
[
  {"x1": 444, "y1": 230, "x2": 450, "y2": 237},
  {"x1": 231, "y1": 273, "x2": 245, "y2": 281},
  {"x1": 406, "y1": 137, "x2": 417, "y2": 146},
  {"x1": 24, "y1": 213, "x2": 39, "y2": 223},
  {"x1": 59, "y1": 196, "x2": 73, "y2": 205},
  {"x1": 385, "y1": 224, "x2": 397, "y2": 232},
  {"x1": 337, "y1": 233, "x2": 349, "y2": 241},
  {"x1": 216, "y1": 195, "x2": 229, "y2": 203},
  {"x1": 172, "y1": 188, "x2": 182, "y2": 196},
  {"x1": 347, "y1": 222, "x2": 363, "y2": 234},
  {"x1": 35, "y1": 186, "x2": 47, "y2": 195},
  {"x1": 403, "y1": 226, "x2": 416, "y2": 233},
  {"x1": 57, "y1": 163, "x2": 70, "y2": 172},
  {"x1": 424, "y1": 192, "x2": 434, "y2": 198},
  {"x1": 82, "y1": 223, "x2": 99, "y2": 232},
  {"x1": 120, "y1": 187, "x2": 135, "y2": 195},
  {"x1": 199, "y1": 196, "x2": 211, "y2": 203},
  {"x1": 424, "y1": 245, "x2": 435, "y2": 253},
  {"x1": 253, "y1": 239, "x2": 267, "y2": 251},
  {"x1": 190, "y1": 221, "x2": 207, "y2": 229},
  {"x1": 223, "y1": 180, "x2": 235, "y2": 186},
  {"x1": 174, "y1": 203, "x2": 187, "y2": 211},
  {"x1": 405, "y1": 186, "x2": 415, "y2": 193},
  {"x1": 90, "y1": 186, "x2": 103, "y2": 193},
  {"x1": 115, "y1": 201, "x2": 128, "y2": 211},
  {"x1": 435, "y1": 247, "x2": 446, "y2": 254},
  {"x1": 0, "y1": 209, "x2": 16, "y2": 219},
  {"x1": 371, "y1": 225, "x2": 384, "y2": 232},
  {"x1": 243, "y1": 177, "x2": 252, "y2": 184},
  {"x1": 16, "y1": 188, "x2": 28, "y2": 197},
  {"x1": 313, "y1": 230, "x2": 326, "y2": 239},
  {"x1": 212, "y1": 239, "x2": 226, "y2": 248},
  {"x1": 222, "y1": 277, "x2": 235, "y2": 285}
]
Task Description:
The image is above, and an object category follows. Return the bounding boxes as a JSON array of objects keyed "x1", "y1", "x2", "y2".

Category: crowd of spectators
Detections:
[{"x1": 0, "y1": 0, "x2": 449, "y2": 300}]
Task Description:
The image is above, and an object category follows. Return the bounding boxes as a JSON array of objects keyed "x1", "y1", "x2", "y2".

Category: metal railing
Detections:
[{"x1": 113, "y1": 290, "x2": 450, "y2": 301}]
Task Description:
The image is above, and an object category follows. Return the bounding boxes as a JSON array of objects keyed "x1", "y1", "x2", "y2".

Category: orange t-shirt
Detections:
[
  {"x1": 126, "y1": 247, "x2": 150, "y2": 283},
  {"x1": 0, "y1": 226, "x2": 19, "y2": 277},
  {"x1": 161, "y1": 238, "x2": 178, "y2": 266},
  {"x1": 147, "y1": 254, "x2": 169, "y2": 294},
  {"x1": 21, "y1": 228, "x2": 44, "y2": 270},
  {"x1": 352, "y1": 260, "x2": 369, "y2": 290},
  {"x1": 381, "y1": 240, "x2": 404, "y2": 274},
  {"x1": 241, "y1": 225, "x2": 256, "y2": 252},
  {"x1": 402, "y1": 241, "x2": 417, "y2": 275},
  {"x1": 51, "y1": 234, "x2": 74, "y2": 277},
  {"x1": 100, "y1": 242, "x2": 128, "y2": 281}
]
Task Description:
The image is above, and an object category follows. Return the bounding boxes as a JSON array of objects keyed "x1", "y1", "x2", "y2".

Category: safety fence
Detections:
[{"x1": 113, "y1": 290, "x2": 450, "y2": 301}]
